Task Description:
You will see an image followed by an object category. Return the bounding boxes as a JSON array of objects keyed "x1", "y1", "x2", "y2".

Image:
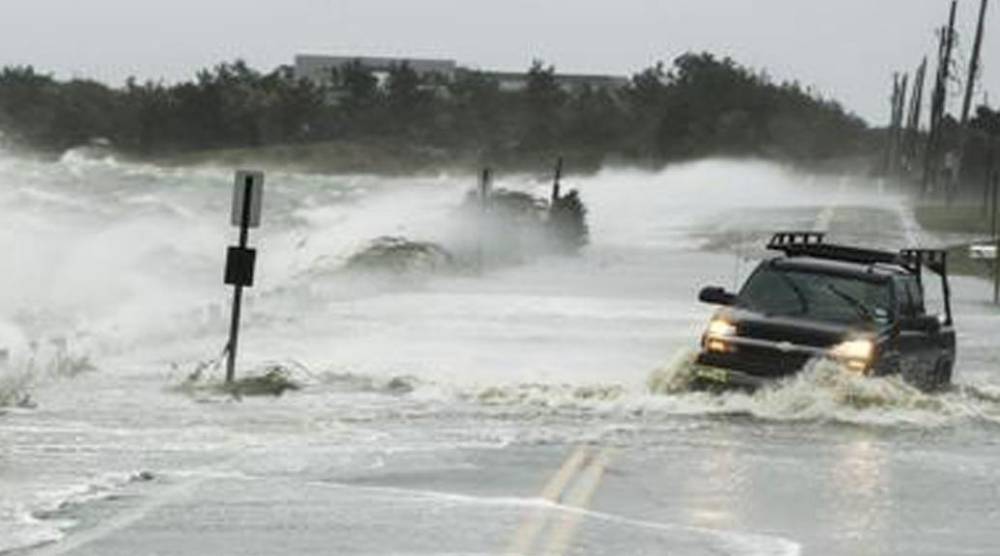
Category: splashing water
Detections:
[
  {"x1": 1, "y1": 150, "x2": 999, "y2": 554},
  {"x1": 645, "y1": 352, "x2": 1000, "y2": 428}
]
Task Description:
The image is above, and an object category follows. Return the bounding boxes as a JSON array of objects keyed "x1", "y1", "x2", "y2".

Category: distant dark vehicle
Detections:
[{"x1": 694, "y1": 232, "x2": 956, "y2": 392}]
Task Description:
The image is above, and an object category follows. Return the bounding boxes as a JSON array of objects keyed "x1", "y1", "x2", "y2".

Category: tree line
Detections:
[{"x1": 0, "y1": 53, "x2": 877, "y2": 169}]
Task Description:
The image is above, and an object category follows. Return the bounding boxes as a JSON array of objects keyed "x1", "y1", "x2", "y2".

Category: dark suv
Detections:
[{"x1": 694, "y1": 232, "x2": 956, "y2": 392}]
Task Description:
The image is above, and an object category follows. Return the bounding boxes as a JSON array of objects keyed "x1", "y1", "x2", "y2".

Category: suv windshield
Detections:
[{"x1": 738, "y1": 266, "x2": 893, "y2": 325}]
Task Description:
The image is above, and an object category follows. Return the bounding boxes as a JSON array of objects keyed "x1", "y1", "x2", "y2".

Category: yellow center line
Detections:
[
  {"x1": 506, "y1": 445, "x2": 589, "y2": 555},
  {"x1": 539, "y1": 447, "x2": 589, "y2": 502},
  {"x1": 539, "y1": 447, "x2": 616, "y2": 556}
]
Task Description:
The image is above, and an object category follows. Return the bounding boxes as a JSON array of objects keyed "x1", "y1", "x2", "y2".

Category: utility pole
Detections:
[
  {"x1": 889, "y1": 75, "x2": 897, "y2": 175},
  {"x1": 955, "y1": 0, "x2": 991, "y2": 202},
  {"x1": 893, "y1": 73, "x2": 910, "y2": 175},
  {"x1": 885, "y1": 74, "x2": 903, "y2": 176},
  {"x1": 923, "y1": 0, "x2": 959, "y2": 196},
  {"x1": 904, "y1": 59, "x2": 928, "y2": 174},
  {"x1": 961, "y1": 0, "x2": 990, "y2": 130}
]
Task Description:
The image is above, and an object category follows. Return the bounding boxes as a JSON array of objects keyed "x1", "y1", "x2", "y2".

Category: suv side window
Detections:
[
  {"x1": 907, "y1": 278, "x2": 925, "y2": 316},
  {"x1": 894, "y1": 276, "x2": 925, "y2": 318}
]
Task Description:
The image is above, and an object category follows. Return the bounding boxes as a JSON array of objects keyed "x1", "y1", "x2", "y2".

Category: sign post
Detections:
[{"x1": 225, "y1": 170, "x2": 264, "y2": 384}]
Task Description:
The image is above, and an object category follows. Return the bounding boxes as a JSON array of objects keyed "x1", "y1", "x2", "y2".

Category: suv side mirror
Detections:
[
  {"x1": 699, "y1": 286, "x2": 737, "y2": 306},
  {"x1": 900, "y1": 314, "x2": 941, "y2": 334}
]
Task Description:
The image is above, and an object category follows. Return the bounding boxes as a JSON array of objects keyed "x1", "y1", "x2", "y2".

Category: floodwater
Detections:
[{"x1": 0, "y1": 151, "x2": 999, "y2": 555}]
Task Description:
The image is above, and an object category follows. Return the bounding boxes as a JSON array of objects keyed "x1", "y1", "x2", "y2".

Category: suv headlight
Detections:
[
  {"x1": 706, "y1": 319, "x2": 737, "y2": 338},
  {"x1": 830, "y1": 338, "x2": 874, "y2": 372},
  {"x1": 704, "y1": 318, "x2": 737, "y2": 353}
]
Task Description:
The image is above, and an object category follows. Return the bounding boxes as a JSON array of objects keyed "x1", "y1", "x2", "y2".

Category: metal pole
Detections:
[{"x1": 226, "y1": 178, "x2": 254, "y2": 384}]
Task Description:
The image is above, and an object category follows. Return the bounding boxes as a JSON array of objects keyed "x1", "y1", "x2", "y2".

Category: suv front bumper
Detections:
[{"x1": 688, "y1": 363, "x2": 771, "y2": 391}]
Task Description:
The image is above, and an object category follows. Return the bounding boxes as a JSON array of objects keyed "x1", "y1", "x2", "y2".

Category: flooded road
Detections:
[{"x1": 1, "y1": 153, "x2": 999, "y2": 555}]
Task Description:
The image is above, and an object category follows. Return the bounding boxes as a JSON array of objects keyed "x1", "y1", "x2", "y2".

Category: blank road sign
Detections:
[
  {"x1": 224, "y1": 246, "x2": 257, "y2": 287},
  {"x1": 231, "y1": 170, "x2": 264, "y2": 228}
]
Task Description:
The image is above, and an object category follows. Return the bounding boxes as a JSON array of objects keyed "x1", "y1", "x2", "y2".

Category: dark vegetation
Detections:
[
  {"x1": 0, "y1": 53, "x2": 874, "y2": 172},
  {"x1": 914, "y1": 202, "x2": 998, "y2": 280},
  {"x1": 904, "y1": 107, "x2": 1000, "y2": 196},
  {"x1": 957, "y1": 107, "x2": 1000, "y2": 208},
  {"x1": 908, "y1": 106, "x2": 1000, "y2": 238},
  {"x1": 915, "y1": 203, "x2": 996, "y2": 236}
]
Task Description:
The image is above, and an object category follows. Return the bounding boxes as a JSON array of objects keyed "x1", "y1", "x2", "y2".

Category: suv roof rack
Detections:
[
  {"x1": 768, "y1": 231, "x2": 826, "y2": 248},
  {"x1": 900, "y1": 248, "x2": 948, "y2": 275},
  {"x1": 766, "y1": 232, "x2": 948, "y2": 276},
  {"x1": 767, "y1": 231, "x2": 902, "y2": 266},
  {"x1": 766, "y1": 232, "x2": 952, "y2": 326}
]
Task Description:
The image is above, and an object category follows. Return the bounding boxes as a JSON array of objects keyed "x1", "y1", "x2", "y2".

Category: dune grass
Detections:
[
  {"x1": 914, "y1": 203, "x2": 997, "y2": 236},
  {"x1": 912, "y1": 203, "x2": 998, "y2": 279}
]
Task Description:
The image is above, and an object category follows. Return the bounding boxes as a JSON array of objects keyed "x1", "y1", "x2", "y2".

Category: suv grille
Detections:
[
  {"x1": 738, "y1": 321, "x2": 838, "y2": 349},
  {"x1": 699, "y1": 345, "x2": 814, "y2": 378}
]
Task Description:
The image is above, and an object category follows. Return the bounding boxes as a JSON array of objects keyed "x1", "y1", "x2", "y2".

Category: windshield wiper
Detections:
[
  {"x1": 776, "y1": 273, "x2": 809, "y2": 315},
  {"x1": 826, "y1": 284, "x2": 875, "y2": 323}
]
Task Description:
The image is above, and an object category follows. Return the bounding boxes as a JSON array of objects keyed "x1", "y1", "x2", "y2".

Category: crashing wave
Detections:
[
  {"x1": 457, "y1": 186, "x2": 590, "y2": 261},
  {"x1": 344, "y1": 236, "x2": 457, "y2": 274},
  {"x1": 0, "y1": 320, "x2": 95, "y2": 410},
  {"x1": 58, "y1": 138, "x2": 118, "y2": 166},
  {"x1": 0, "y1": 370, "x2": 32, "y2": 409}
]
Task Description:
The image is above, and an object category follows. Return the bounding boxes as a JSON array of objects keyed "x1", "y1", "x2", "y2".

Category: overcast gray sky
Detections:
[{"x1": 0, "y1": 0, "x2": 996, "y2": 124}]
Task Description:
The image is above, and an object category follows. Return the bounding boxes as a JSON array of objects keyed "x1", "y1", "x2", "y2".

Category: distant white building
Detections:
[
  {"x1": 294, "y1": 55, "x2": 458, "y2": 84},
  {"x1": 472, "y1": 70, "x2": 630, "y2": 93},
  {"x1": 293, "y1": 54, "x2": 629, "y2": 95}
]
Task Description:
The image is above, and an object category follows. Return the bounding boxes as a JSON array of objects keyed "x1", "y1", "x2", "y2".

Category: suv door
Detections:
[{"x1": 893, "y1": 275, "x2": 934, "y2": 379}]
